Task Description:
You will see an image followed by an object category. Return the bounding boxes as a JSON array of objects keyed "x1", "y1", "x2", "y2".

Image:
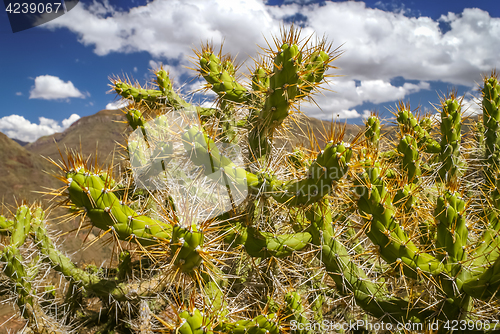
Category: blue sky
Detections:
[{"x1": 0, "y1": 0, "x2": 499, "y2": 142}]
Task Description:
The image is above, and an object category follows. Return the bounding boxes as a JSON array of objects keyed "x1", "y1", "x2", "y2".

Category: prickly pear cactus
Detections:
[{"x1": 2, "y1": 27, "x2": 500, "y2": 334}]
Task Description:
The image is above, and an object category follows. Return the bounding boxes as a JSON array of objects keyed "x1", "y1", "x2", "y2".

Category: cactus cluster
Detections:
[{"x1": 2, "y1": 27, "x2": 500, "y2": 333}]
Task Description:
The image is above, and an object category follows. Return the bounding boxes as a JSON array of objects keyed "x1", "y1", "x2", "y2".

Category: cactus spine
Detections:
[{"x1": 2, "y1": 27, "x2": 500, "y2": 334}]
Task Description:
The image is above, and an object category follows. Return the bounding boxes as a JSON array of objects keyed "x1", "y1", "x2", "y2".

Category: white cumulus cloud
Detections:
[
  {"x1": 29, "y1": 75, "x2": 85, "y2": 100},
  {"x1": 44, "y1": 0, "x2": 277, "y2": 59},
  {"x1": 0, "y1": 114, "x2": 80, "y2": 142},
  {"x1": 105, "y1": 99, "x2": 131, "y2": 110},
  {"x1": 62, "y1": 113, "x2": 81, "y2": 128},
  {"x1": 462, "y1": 95, "x2": 482, "y2": 117},
  {"x1": 355, "y1": 80, "x2": 430, "y2": 104},
  {"x1": 268, "y1": 3, "x2": 500, "y2": 86},
  {"x1": 42, "y1": 0, "x2": 500, "y2": 118},
  {"x1": 300, "y1": 77, "x2": 430, "y2": 118}
]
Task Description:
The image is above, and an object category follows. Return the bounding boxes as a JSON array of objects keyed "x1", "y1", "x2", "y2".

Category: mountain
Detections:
[
  {"x1": 0, "y1": 110, "x2": 129, "y2": 332},
  {"x1": 284, "y1": 114, "x2": 362, "y2": 148},
  {"x1": 0, "y1": 109, "x2": 129, "y2": 207},
  {"x1": 1, "y1": 109, "x2": 363, "y2": 209},
  {"x1": 12, "y1": 138, "x2": 28, "y2": 146},
  {"x1": 0, "y1": 131, "x2": 57, "y2": 208},
  {"x1": 0, "y1": 109, "x2": 131, "y2": 261},
  {"x1": 25, "y1": 109, "x2": 129, "y2": 168}
]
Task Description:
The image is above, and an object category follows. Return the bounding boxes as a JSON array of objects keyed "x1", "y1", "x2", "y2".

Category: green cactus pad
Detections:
[
  {"x1": 115, "y1": 81, "x2": 164, "y2": 103},
  {"x1": 66, "y1": 168, "x2": 172, "y2": 245},
  {"x1": 126, "y1": 108, "x2": 146, "y2": 131},
  {"x1": 199, "y1": 51, "x2": 248, "y2": 103},
  {"x1": 243, "y1": 226, "x2": 312, "y2": 258},
  {"x1": 171, "y1": 225, "x2": 205, "y2": 273},
  {"x1": 220, "y1": 314, "x2": 280, "y2": 334},
  {"x1": 298, "y1": 50, "x2": 330, "y2": 97},
  {"x1": 302, "y1": 202, "x2": 432, "y2": 322},
  {"x1": 251, "y1": 66, "x2": 270, "y2": 94},
  {"x1": 155, "y1": 68, "x2": 170, "y2": 95},
  {"x1": 181, "y1": 125, "x2": 259, "y2": 191},
  {"x1": 397, "y1": 107, "x2": 441, "y2": 154},
  {"x1": 463, "y1": 256, "x2": 500, "y2": 301},
  {"x1": 397, "y1": 135, "x2": 421, "y2": 183},
  {"x1": 355, "y1": 167, "x2": 443, "y2": 278},
  {"x1": 482, "y1": 73, "x2": 500, "y2": 182},
  {"x1": 283, "y1": 291, "x2": 311, "y2": 334},
  {"x1": 365, "y1": 115, "x2": 381, "y2": 149},
  {"x1": 10, "y1": 205, "x2": 32, "y2": 248},
  {"x1": 0, "y1": 215, "x2": 14, "y2": 235},
  {"x1": 260, "y1": 43, "x2": 300, "y2": 125},
  {"x1": 438, "y1": 97, "x2": 462, "y2": 184},
  {"x1": 267, "y1": 141, "x2": 352, "y2": 206},
  {"x1": 1, "y1": 246, "x2": 33, "y2": 309},
  {"x1": 435, "y1": 191, "x2": 468, "y2": 265},
  {"x1": 176, "y1": 308, "x2": 213, "y2": 334}
]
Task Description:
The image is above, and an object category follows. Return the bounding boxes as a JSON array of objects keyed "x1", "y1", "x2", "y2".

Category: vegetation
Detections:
[{"x1": 1, "y1": 26, "x2": 500, "y2": 333}]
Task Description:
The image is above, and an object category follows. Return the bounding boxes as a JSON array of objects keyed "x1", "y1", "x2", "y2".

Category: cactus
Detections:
[
  {"x1": 2, "y1": 26, "x2": 500, "y2": 334},
  {"x1": 438, "y1": 94, "x2": 463, "y2": 185},
  {"x1": 483, "y1": 71, "x2": 500, "y2": 183}
]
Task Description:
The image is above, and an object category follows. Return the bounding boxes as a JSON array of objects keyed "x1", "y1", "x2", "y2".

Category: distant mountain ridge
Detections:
[
  {"x1": 0, "y1": 131, "x2": 55, "y2": 207},
  {"x1": 0, "y1": 109, "x2": 130, "y2": 332},
  {"x1": 0, "y1": 109, "x2": 128, "y2": 207},
  {"x1": 12, "y1": 138, "x2": 28, "y2": 146},
  {"x1": 0, "y1": 108, "x2": 366, "y2": 209},
  {"x1": 25, "y1": 109, "x2": 128, "y2": 167}
]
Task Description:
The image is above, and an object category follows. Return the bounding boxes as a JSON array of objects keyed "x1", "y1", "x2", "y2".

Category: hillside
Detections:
[
  {"x1": 0, "y1": 111, "x2": 128, "y2": 332},
  {"x1": 12, "y1": 138, "x2": 28, "y2": 146},
  {"x1": 22, "y1": 109, "x2": 361, "y2": 164},
  {"x1": 0, "y1": 108, "x2": 130, "y2": 214},
  {"x1": 2, "y1": 108, "x2": 480, "y2": 210},
  {"x1": 0, "y1": 131, "x2": 57, "y2": 208},
  {"x1": 25, "y1": 109, "x2": 129, "y2": 167},
  {"x1": 283, "y1": 114, "x2": 362, "y2": 148}
]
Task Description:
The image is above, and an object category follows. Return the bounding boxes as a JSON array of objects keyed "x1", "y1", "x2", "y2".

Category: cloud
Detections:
[
  {"x1": 373, "y1": 0, "x2": 421, "y2": 17},
  {"x1": 44, "y1": 0, "x2": 277, "y2": 59},
  {"x1": 42, "y1": 0, "x2": 500, "y2": 118},
  {"x1": 149, "y1": 60, "x2": 162, "y2": 71},
  {"x1": 29, "y1": 75, "x2": 85, "y2": 100},
  {"x1": 462, "y1": 95, "x2": 482, "y2": 117},
  {"x1": 106, "y1": 99, "x2": 130, "y2": 110},
  {"x1": 272, "y1": 3, "x2": 500, "y2": 86},
  {"x1": 281, "y1": 0, "x2": 317, "y2": 5},
  {"x1": 0, "y1": 114, "x2": 81, "y2": 142},
  {"x1": 62, "y1": 114, "x2": 81, "y2": 128},
  {"x1": 300, "y1": 77, "x2": 430, "y2": 118},
  {"x1": 44, "y1": 1, "x2": 500, "y2": 85},
  {"x1": 355, "y1": 80, "x2": 430, "y2": 104},
  {"x1": 15, "y1": 92, "x2": 22, "y2": 96}
]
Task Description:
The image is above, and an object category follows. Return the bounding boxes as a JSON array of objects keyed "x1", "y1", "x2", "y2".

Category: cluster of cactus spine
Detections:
[{"x1": 2, "y1": 26, "x2": 500, "y2": 333}]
